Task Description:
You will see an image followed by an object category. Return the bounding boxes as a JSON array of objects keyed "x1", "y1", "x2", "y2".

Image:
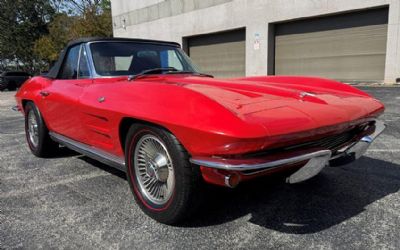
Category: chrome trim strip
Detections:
[
  {"x1": 76, "y1": 44, "x2": 82, "y2": 79},
  {"x1": 49, "y1": 132, "x2": 126, "y2": 172},
  {"x1": 190, "y1": 150, "x2": 332, "y2": 171},
  {"x1": 84, "y1": 43, "x2": 97, "y2": 78},
  {"x1": 77, "y1": 44, "x2": 94, "y2": 79}
]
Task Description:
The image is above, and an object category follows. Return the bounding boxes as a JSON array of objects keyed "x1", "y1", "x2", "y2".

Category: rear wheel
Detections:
[
  {"x1": 125, "y1": 124, "x2": 203, "y2": 224},
  {"x1": 24, "y1": 102, "x2": 58, "y2": 157}
]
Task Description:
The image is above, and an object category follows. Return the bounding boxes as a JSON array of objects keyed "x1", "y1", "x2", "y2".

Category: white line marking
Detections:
[
  {"x1": 0, "y1": 171, "x2": 110, "y2": 198},
  {"x1": 368, "y1": 149, "x2": 400, "y2": 152}
]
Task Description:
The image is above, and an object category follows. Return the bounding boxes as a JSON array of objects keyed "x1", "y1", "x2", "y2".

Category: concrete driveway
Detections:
[{"x1": 1, "y1": 87, "x2": 399, "y2": 249}]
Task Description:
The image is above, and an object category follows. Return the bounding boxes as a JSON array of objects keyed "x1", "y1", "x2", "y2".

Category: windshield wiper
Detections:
[
  {"x1": 128, "y1": 67, "x2": 178, "y2": 81},
  {"x1": 165, "y1": 71, "x2": 214, "y2": 78}
]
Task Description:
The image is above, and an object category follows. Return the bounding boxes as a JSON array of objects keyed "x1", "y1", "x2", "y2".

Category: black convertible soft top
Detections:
[{"x1": 47, "y1": 37, "x2": 181, "y2": 79}]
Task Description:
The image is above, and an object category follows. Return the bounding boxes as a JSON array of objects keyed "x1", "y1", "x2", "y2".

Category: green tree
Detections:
[
  {"x1": 34, "y1": 13, "x2": 76, "y2": 62},
  {"x1": 33, "y1": 0, "x2": 112, "y2": 66},
  {"x1": 0, "y1": 0, "x2": 112, "y2": 73},
  {"x1": 0, "y1": 0, "x2": 55, "y2": 73}
]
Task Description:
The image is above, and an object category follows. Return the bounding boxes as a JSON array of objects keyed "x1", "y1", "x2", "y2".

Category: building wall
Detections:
[{"x1": 111, "y1": 0, "x2": 400, "y2": 83}]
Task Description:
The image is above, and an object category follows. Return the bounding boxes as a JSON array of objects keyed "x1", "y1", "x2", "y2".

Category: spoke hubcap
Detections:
[
  {"x1": 134, "y1": 135, "x2": 175, "y2": 205},
  {"x1": 27, "y1": 111, "x2": 39, "y2": 147}
]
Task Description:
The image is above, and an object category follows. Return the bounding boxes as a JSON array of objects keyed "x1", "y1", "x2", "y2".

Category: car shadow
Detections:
[
  {"x1": 182, "y1": 156, "x2": 400, "y2": 233},
  {"x1": 44, "y1": 146, "x2": 80, "y2": 159},
  {"x1": 78, "y1": 155, "x2": 127, "y2": 180},
  {"x1": 64, "y1": 152, "x2": 400, "y2": 233}
]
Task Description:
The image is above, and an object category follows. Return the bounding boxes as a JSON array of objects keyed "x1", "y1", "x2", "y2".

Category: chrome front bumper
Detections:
[
  {"x1": 329, "y1": 119, "x2": 386, "y2": 163},
  {"x1": 190, "y1": 120, "x2": 386, "y2": 184}
]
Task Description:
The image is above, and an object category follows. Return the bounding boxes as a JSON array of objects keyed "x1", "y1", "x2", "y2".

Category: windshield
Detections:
[{"x1": 89, "y1": 42, "x2": 201, "y2": 76}]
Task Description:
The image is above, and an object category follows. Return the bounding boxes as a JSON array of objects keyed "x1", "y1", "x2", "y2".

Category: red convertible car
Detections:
[{"x1": 15, "y1": 37, "x2": 385, "y2": 224}]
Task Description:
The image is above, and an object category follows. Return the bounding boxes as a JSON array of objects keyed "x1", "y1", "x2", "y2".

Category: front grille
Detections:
[
  {"x1": 285, "y1": 129, "x2": 357, "y2": 152},
  {"x1": 247, "y1": 121, "x2": 374, "y2": 158}
]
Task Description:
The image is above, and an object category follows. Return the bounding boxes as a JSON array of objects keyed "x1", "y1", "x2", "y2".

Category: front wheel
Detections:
[
  {"x1": 125, "y1": 124, "x2": 203, "y2": 224},
  {"x1": 24, "y1": 102, "x2": 58, "y2": 157}
]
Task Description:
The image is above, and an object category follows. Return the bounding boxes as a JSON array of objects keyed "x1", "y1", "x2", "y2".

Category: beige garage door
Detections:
[
  {"x1": 275, "y1": 8, "x2": 388, "y2": 82},
  {"x1": 187, "y1": 29, "x2": 245, "y2": 78}
]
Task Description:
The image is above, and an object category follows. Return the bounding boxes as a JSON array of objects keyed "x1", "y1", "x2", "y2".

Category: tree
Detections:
[
  {"x1": 33, "y1": 0, "x2": 112, "y2": 66},
  {"x1": 0, "y1": 0, "x2": 55, "y2": 73},
  {"x1": 0, "y1": 0, "x2": 112, "y2": 73},
  {"x1": 34, "y1": 13, "x2": 76, "y2": 62}
]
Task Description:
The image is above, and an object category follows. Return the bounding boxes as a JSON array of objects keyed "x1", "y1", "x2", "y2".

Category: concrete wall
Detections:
[{"x1": 111, "y1": 0, "x2": 400, "y2": 84}]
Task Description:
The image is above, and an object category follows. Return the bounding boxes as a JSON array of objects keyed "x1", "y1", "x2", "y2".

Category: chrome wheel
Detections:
[
  {"x1": 134, "y1": 134, "x2": 175, "y2": 205},
  {"x1": 27, "y1": 110, "x2": 39, "y2": 148}
]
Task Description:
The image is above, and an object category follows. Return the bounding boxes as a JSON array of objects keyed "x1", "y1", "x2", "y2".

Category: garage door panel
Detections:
[
  {"x1": 277, "y1": 54, "x2": 386, "y2": 80},
  {"x1": 277, "y1": 25, "x2": 387, "y2": 55},
  {"x1": 190, "y1": 41, "x2": 245, "y2": 77},
  {"x1": 275, "y1": 9, "x2": 388, "y2": 82},
  {"x1": 187, "y1": 29, "x2": 245, "y2": 78}
]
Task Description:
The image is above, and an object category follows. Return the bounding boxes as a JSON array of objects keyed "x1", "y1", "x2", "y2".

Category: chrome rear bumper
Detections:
[{"x1": 191, "y1": 120, "x2": 386, "y2": 184}]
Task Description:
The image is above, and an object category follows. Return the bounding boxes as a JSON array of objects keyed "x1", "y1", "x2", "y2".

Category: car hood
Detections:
[{"x1": 162, "y1": 76, "x2": 384, "y2": 136}]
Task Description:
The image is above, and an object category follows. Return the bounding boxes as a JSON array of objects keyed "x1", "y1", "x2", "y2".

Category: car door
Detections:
[{"x1": 41, "y1": 44, "x2": 92, "y2": 143}]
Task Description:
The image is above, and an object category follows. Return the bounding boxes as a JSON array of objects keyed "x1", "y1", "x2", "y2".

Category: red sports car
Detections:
[{"x1": 15, "y1": 37, "x2": 385, "y2": 224}]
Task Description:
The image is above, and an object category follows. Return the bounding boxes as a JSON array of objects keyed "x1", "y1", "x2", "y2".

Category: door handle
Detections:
[{"x1": 39, "y1": 91, "x2": 50, "y2": 97}]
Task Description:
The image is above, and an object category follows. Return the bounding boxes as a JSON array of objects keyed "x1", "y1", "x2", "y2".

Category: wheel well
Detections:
[
  {"x1": 21, "y1": 99, "x2": 31, "y2": 110},
  {"x1": 119, "y1": 117, "x2": 173, "y2": 153},
  {"x1": 20, "y1": 100, "x2": 52, "y2": 130}
]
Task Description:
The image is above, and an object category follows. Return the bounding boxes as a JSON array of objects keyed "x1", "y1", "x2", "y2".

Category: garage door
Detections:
[
  {"x1": 275, "y1": 8, "x2": 388, "y2": 82},
  {"x1": 186, "y1": 29, "x2": 245, "y2": 78}
]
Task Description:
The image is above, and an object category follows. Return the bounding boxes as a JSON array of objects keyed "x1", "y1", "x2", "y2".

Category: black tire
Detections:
[
  {"x1": 125, "y1": 123, "x2": 203, "y2": 224},
  {"x1": 24, "y1": 102, "x2": 58, "y2": 157}
]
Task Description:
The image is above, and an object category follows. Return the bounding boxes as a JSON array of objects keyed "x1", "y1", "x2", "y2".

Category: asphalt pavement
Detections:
[{"x1": 1, "y1": 87, "x2": 399, "y2": 249}]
